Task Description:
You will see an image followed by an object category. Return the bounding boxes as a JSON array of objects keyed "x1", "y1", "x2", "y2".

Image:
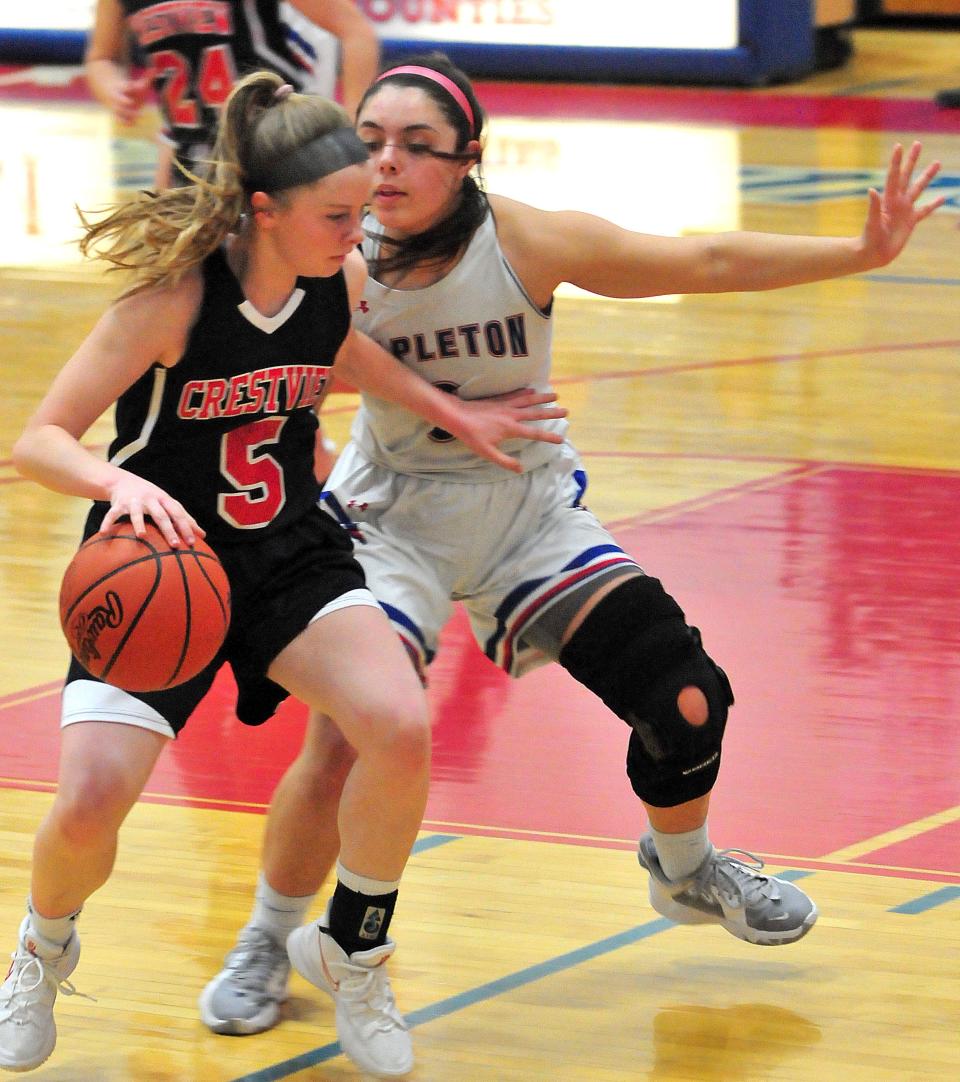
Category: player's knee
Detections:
[
  {"x1": 558, "y1": 575, "x2": 733, "y2": 807},
  {"x1": 677, "y1": 685, "x2": 708, "y2": 726},
  {"x1": 351, "y1": 696, "x2": 430, "y2": 775},
  {"x1": 51, "y1": 773, "x2": 131, "y2": 847},
  {"x1": 380, "y1": 711, "x2": 431, "y2": 776}
]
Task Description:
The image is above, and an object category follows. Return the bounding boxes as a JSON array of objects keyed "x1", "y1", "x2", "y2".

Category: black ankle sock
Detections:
[{"x1": 326, "y1": 881, "x2": 398, "y2": 956}]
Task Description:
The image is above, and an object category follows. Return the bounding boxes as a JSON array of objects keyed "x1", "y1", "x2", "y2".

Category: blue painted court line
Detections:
[
  {"x1": 862, "y1": 273, "x2": 960, "y2": 287},
  {"x1": 889, "y1": 885, "x2": 960, "y2": 914},
  {"x1": 411, "y1": 832, "x2": 461, "y2": 854}
]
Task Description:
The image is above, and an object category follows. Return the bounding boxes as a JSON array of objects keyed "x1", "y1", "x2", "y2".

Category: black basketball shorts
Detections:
[{"x1": 61, "y1": 503, "x2": 369, "y2": 735}]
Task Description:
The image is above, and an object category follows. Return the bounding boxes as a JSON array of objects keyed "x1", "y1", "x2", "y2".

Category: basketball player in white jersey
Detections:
[
  {"x1": 0, "y1": 71, "x2": 565, "y2": 1079},
  {"x1": 204, "y1": 55, "x2": 944, "y2": 1066}
]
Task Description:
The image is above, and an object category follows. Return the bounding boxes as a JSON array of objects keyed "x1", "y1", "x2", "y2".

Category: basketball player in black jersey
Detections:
[
  {"x1": 86, "y1": 0, "x2": 381, "y2": 479},
  {"x1": 0, "y1": 71, "x2": 564, "y2": 1078}
]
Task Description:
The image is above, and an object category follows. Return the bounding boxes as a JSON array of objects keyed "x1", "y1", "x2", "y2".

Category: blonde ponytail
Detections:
[{"x1": 80, "y1": 71, "x2": 355, "y2": 297}]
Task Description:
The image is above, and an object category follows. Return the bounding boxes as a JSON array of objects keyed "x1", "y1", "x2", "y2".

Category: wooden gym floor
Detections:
[{"x1": 0, "y1": 24, "x2": 958, "y2": 1081}]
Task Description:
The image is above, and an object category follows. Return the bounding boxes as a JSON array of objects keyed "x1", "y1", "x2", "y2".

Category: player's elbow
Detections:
[{"x1": 11, "y1": 428, "x2": 40, "y2": 481}]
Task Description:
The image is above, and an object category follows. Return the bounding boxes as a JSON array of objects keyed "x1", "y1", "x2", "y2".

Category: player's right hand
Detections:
[
  {"x1": 450, "y1": 389, "x2": 568, "y2": 473},
  {"x1": 102, "y1": 471, "x2": 205, "y2": 547},
  {"x1": 112, "y1": 70, "x2": 152, "y2": 125}
]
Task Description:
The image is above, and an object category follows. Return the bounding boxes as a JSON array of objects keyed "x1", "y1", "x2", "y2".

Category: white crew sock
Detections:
[
  {"x1": 648, "y1": 824, "x2": 712, "y2": 882},
  {"x1": 335, "y1": 859, "x2": 400, "y2": 897},
  {"x1": 26, "y1": 897, "x2": 81, "y2": 953},
  {"x1": 249, "y1": 873, "x2": 315, "y2": 943}
]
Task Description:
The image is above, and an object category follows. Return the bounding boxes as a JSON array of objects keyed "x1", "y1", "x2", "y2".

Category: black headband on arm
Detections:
[{"x1": 245, "y1": 127, "x2": 369, "y2": 193}]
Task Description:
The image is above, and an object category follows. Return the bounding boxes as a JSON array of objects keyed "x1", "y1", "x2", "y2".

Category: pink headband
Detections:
[{"x1": 376, "y1": 65, "x2": 476, "y2": 133}]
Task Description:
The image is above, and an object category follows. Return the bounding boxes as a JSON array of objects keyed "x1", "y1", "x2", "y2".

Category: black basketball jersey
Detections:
[
  {"x1": 107, "y1": 246, "x2": 349, "y2": 544},
  {"x1": 121, "y1": 0, "x2": 312, "y2": 167}
]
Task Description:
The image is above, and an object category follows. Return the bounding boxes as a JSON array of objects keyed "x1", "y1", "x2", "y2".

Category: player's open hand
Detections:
[
  {"x1": 449, "y1": 389, "x2": 568, "y2": 473},
  {"x1": 861, "y1": 142, "x2": 944, "y2": 267}
]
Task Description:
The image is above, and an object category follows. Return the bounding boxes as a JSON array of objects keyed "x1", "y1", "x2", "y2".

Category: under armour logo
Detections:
[{"x1": 359, "y1": 906, "x2": 386, "y2": 939}]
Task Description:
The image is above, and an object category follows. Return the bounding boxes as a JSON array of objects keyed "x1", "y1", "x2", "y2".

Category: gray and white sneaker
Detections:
[
  {"x1": 287, "y1": 910, "x2": 412, "y2": 1079},
  {"x1": 0, "y1": 917, "x2": 84, "y2": 1072},
  {"x1": 638, "y1": 835, "x2": 817, "y2": 945},
  {"x1": 199, "y1": 925, "x2": 290, "y2": 1035}
]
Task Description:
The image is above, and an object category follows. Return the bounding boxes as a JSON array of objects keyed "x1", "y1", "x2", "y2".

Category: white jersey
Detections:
[
  {"x1": 352, "y1": 207, "x2": 569, "y2": 482},
  {"x1": 279, "y1": 3, "x2": 339, "y2": 97}
]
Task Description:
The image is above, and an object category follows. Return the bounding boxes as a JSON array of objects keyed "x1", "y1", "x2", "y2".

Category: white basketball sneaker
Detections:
[
  {"x1": 286, "y1": 910, "x2": 412, "y2": 1079},
  {"x1": 0, "y1": 918, "x2": 83, "y2": 1072}
]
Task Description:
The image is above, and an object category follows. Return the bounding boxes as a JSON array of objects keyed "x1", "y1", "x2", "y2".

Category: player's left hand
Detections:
[{"x1": 861, "y1": 142, "x2": 944, "y2": 267}]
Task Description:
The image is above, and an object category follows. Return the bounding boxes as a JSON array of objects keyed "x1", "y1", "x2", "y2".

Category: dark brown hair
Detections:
[{"x1": 358, "y1": 53, "x2": 488, "y2": 279}]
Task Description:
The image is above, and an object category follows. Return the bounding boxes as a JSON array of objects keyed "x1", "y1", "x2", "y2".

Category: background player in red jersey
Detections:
[{"x1": 86, "y1": 0, "x2": 380, "y2": 184}]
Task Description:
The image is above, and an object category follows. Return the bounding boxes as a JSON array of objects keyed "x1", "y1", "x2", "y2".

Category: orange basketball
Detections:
[{"x1": 59, "y1": 522, "x2": 231, "y2": 692}]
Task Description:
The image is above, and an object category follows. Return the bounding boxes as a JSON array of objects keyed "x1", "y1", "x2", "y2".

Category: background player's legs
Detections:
[
  {"x1": 200, "y1": 711, "x2": 352, "y2": 1036},
  {"x1": 552, "y1": 572, "x2": 817, "y2": 946},
  {"x1": 261, "y1": 711, "x2": 351, "y2": 897}
]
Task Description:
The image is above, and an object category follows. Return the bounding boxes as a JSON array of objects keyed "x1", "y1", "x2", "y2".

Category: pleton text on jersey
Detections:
[{"x1": 389, "y1": 314, "x2": 530, "y2": 363}]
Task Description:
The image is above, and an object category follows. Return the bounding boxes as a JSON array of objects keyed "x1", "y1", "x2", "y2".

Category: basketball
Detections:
[{"x1": 59, "y1": 521, "x2": 231, "y2": 693}]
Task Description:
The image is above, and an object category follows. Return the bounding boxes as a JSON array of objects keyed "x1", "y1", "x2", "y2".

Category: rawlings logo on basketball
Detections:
[{"x1": 70, "y1": 591, "x2": 125, "y2": 665}]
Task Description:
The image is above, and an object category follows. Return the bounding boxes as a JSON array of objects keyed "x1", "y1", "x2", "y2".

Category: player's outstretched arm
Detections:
[{"x1": 518, "y1": 142, "x2": 944, "y2": 301}]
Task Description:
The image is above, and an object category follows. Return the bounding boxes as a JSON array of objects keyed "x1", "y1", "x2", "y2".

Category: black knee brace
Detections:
[{"x1": 558, "y1": 575, "x2": 734, "y2": 807}]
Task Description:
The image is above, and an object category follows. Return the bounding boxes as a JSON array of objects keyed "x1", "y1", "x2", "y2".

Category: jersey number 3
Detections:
[{"x1": 219, "y1": 418, "x2": 288, "y2": 529}]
